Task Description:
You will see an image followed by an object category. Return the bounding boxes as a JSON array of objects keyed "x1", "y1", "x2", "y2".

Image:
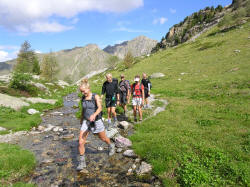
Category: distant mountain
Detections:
[{"x1": 103, "y1": 35, "x2": 157, "y2": 59}]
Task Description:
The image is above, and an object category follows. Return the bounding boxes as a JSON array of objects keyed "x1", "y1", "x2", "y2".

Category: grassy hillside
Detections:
[{"x1": 90, "y1": 20, "x2": 250, "y2": 186}]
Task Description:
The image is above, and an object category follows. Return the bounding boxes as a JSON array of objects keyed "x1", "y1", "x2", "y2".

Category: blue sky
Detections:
[{"x1": 0, "y1": 0, "x2": 231, "y2": 62}]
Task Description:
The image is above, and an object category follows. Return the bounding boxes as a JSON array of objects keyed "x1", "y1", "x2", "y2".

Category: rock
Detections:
[
  {"x1": 22, "y1": 97, "x2": 57, "y2": 105},
  {"x1": 135, "y1": 158, "x2": 141, "y2": 163},
  {"x1": 97, "y1": 146, "x2": 104, "y2": 151},
  {"x1": 0, "y1": 127, "x2": 7, "y2": 131},
  {"x1": 27, "y1": 108, "x2": 39, "y2": 115},
  {"x1": 136, "y1": 162, "x2": 152, "y2": 175},
  {"x1": 53, "y1": 127, "x2": 59, "y2": 132},
  {"x1": 132, "y1": 164, "x2": 137, "y2": 170},
  {"x1": 127, "y1": 168, "x2": 133, "y2": 175},
  {"x1": 116, "y1": 148, "x2": 123, "y2": 153},
  {"x1": 115, "y1": 136, "x2": 132, "y2": 148},
  {"x1": 79, "y1": 168, "x2": 89, "y2": 174},
  {"x1": 41, "y1": 159, "x2": 54, "y2": 165},
  {"x1": 51, "y1": 111, "x2": 63, "y2": 116},
  {"x1": 118, "y1": 121, "x2": 130, "y2": 130},
  {"x1": 58, "y1": 128, "x2": 64, "y2": 132},
  {"x1": 57, "y1": 80, "x2": 69, "y2": 88},
  {"x1": 150, "y1": 73, "x2": 165, "y2": 79},
  {"x1": 105, "y1": 128, "x2": 119, "y2": 139},
  {"x1": 123, "y1": 150, "x2": 137, "y2": 158},
  {"x1": 53, "y1": 136, "x2": 60, "y2": 141},
  {"x1": 178, "y1": 78, "x2": 181, "y2": 81},
  {"x1": 0, "y1": 74, "x2": 11, "y2": 83},
  {"x1": 32, "y1": 75, "x2": 40, "y2": 80},
  {"x1": 180, "y1": 72, "x2": 186, "y2": 75},
  {"x1": 29, "y1": 131, "x2": 41, "y2": 135},
  {"x1": 38, "y1": 125, "x2": 45, "y2": 131},
  {"x1": 234, "y1": 49, "x2": 240, "y2": 53},
  {"x1": 30, "y1": 82, "x2": 49, "y2": 92},
  {"x1": 33, "y1": 139, "x2": 41, "y2": 143},
  {"x1": 248, "y1": 36, "x2": 250, "y2": 39},
  {"x1": 44, "y1": 124, "x2": 55, "y2": 132},
  {"x1": 0, "y1": 93, "x2": 30, "y2": 110},
  {"x1": 62, "y1": 134, "x2": 74, "y2": 140}
]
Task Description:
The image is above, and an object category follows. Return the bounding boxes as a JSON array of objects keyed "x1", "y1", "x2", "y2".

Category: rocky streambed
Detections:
[{"x1": 4, "y1": 92, "x2": 167, "y2": 187}]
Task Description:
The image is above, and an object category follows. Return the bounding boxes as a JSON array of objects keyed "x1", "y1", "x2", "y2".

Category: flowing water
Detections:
[{"x1": 18, "y1": 92, "x2": 164, "y2": 187}]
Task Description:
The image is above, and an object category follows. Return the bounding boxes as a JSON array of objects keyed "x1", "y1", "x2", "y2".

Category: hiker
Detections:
[
  {"x1": 141, "y1": 73, "x2": 152, "y2": 108},
  {"x1": 119, "y1": 74, "x2": 130, "y2": 116},
  {"x1": 131, "y1": 75, "x2": 145, "y2": 122},
  {"x1": 77, "y1": 79, "x2": 115, "y2": 171},
  {"x1": 101, "y1": 73, "x2": 119, "y2": 129}
]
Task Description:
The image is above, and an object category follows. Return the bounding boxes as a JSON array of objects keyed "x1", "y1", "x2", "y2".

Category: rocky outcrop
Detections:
[
  {"x1": 152, "y1": 5, "x2": 226, "y2": 53},
  {"x1": 104, "y1": 35, "x2": 157, "y2": 59}
]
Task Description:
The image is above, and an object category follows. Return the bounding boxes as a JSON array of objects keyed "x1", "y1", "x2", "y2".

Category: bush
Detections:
[{"x1": 9, "y1": 73, "x2": 32, "y2": 91}]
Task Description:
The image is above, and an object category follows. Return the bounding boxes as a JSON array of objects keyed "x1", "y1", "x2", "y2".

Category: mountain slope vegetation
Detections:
[{"x1": 90, "y1": 14, "x2": 250, "y2": 186}]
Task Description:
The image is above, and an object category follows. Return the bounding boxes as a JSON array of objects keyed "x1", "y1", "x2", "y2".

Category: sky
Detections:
[{"x1": 0, "y1": 0, "x2": 232, "y2": 62}]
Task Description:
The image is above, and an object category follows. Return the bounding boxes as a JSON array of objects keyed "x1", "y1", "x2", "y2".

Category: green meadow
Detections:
[{"x1": 90, "y1": 21, "x2": 250, "y2": 186}]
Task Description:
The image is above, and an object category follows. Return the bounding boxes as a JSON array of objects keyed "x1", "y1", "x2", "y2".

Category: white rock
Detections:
[
  {"x1": 22, "y1": 97, "x2": 57, "y2": 105},
  {"x1": 123, "y1": 150, "x2": 137, "y2": 158},
  {"x1": 32, "y1": 75, "x2": 40, "y2": 80},
  {"x1": 27, "y1": 108, "x2": 39, "y2": 115},
  {"x1": 127, "y1": 168, "x2": 133, "y2": 175},
  {"x1": 118, "y1": 121, "x2": 130, "y2": 130},
  {"x1": 0, "y1": 93, "x2": 30, "y2": 110},
  {"x1": 51, "y1": 111, "x2": 63, "y2": 116},
  {"x1": 116, "y1": 148, "x2": 123, "y2": 153},
  {"x1": 132, "y1": 164, "x2": 137, "y2": 170},
  {"x1": 136, "y1": 162, "x2": 152, "y2": 175},
  {"x1": 0, "y1": 127, "x2": 7, "y2": 131},
  {"x1": 105, "y1": 128, "x2": 119, "y2": 139},
  {"x1": 150, "y1": 73, "x2": 165, "y2": 79},
  {"x1": 97, "y1": 146, "x2": 104, "y2": 151},
  {"x1": 57, "y1": 80, "x2": 69, "y2": 88},
  {"x1": 178, "y1": 78, "x2": 181, "y2": 81},
  {"x1": 180, "y1": 72, "x2": 186, "y2": 75},
  {"x1": 234, "y1": 49, "x2": 240, "y2": 53},
  {"x1": 44, "y1": 124, "x2": 54, "y2": 132},
  {"x1": 53, "y1": 127, "x2": 59, "y2": 132},
  {"x1": 58, "y1": 128, "x2": 63, "y2": 132},
  {"x1": 115, "y1": 136, "x2": 132, "y2": 148},
  {"x1": 135, "y1": 158, "x2": 141, "y2": 163},
  {"x1": 37, "y1": 125, "x2": 45, "y2": 131}
]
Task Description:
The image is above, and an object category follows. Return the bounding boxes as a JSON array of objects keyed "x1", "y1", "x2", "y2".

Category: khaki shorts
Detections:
[{"x1": 80, "y1": 119, "x2": 105, "y2": 134}]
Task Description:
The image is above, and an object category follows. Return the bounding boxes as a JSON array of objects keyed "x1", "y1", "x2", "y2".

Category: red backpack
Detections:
[{"x1": 132, "y1": 83, "x2": 142, "y2": 97}]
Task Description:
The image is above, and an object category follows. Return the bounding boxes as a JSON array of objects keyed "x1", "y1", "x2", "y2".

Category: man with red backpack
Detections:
[
  {"x1": 130, "y1": 75, "x2": 145, "y2": 122},
  {"x1": 119, "y1": 74, "x2": 130, "y2": 117}
]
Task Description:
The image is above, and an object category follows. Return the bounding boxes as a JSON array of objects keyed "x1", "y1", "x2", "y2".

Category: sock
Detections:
[
  {"x1": 113, "y1": 117, "x2": 117, "y2": 122},
  {"x1": 80, "y1": 155, "x2": 85, "y2": 161}
]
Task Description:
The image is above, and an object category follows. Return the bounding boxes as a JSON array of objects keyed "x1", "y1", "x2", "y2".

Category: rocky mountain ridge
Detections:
[{"x1": 103, "y1": 35, "x2": 157, "y2": 59}]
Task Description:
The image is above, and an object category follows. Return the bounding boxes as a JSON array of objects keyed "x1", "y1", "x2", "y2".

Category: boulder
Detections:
[
  {"x1": 115, "y1": 136, "x2": 132, "y2": 148},
  {"x1": 116, "y1": 148, "x2": 123, "y2": 153},
  {"x1": 0, "y1": 93, "x2": 30, "y2": 110},
  {"x1": 136, "y1": 162, "x2": 152, "y2": 175},
  {"x1": 123, "y1": 150, "x2": 137, "y2": 158},
  {"x1": 0, "y1": 127, "x2": 7, "y2": 131},
  {"x1": 105, "y1": 128, "x2": 119, "y2": 139},
  {"x1": 30, "y1": 82, "x2": 49, "y2": 92},
  {"x1": 118, "y1": 121, "x2": 130, "y2": 130},
  {"x1": 37, "y1": 125, "x2": 45, "y2": 131},
  {"x1": 22, "y1": 97, "x2": 57, "y2": 105},
  {"x1": 57, "y1": 80, "x2": 69, "y2": 88},
  {"x1": 0, "y1": 74, "x2": 11, "y2": 83},
  {"x1": 27, "y1": 108, "x2": 39, "y2": 115},
  {"x1": 150, "y1": 73, "x2": 165, "y2": 79},
  {"x1": 44, "y1": 124, "x2": 55, "y2": 132},
  {"x1": 53, "y1": 127, "x2": 60, "y2": 132},
  {"x1": 62, "y1": 134, "x2": 74, "y2": 140}
]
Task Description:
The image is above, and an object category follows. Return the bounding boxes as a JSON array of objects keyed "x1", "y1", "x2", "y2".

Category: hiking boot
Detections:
[
  {"x1": 109, "y1": 143, "x2": 115, "y2": 156},
  {"x1": 76, "y1": 155, "x2": 86, "y2": 170},
  {"x1": 134, "y1": 117, "x2": 137, "y2": 122},
  {"x1": 139, "y1": 118, "x2": 142, "y2": 122}
]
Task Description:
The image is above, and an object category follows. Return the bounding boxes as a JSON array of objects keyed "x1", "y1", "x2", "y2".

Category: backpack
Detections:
[
  {"x1": 132, "y1": 83, "x2": 143, "y2": 97},
  {"x1": 119, "y1": 80, "x2": 130, "y2": 93},
  {"x1": 81, "y1": 93, "x2": 102, "y2": 121}
]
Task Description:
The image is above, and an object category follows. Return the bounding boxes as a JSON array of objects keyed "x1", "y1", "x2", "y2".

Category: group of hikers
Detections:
[{"x1": 77, "y1": 73, "x2": 152, "y2": 170}]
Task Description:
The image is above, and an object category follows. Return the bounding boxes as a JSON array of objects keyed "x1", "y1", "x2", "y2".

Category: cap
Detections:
[{"x1": 134, "y1": 78, "x2": 140, "y2": 82}]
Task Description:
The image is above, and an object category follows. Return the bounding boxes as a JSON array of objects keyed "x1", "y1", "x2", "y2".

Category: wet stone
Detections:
[
  {"x1": 123, "y1": 150, "x2": 137, "y2": 158},
  {"x1": 62, "y1": 133, "x2": 74, "y2": 140}
]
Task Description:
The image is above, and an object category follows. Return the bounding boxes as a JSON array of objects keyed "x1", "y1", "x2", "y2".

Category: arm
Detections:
[
  {"x1": 101, "y1": 83, "x2": 105, "y2": 99},
  {"x1": 89, "y1": 94, "x2": 102, "y2": 122},
  {"x1": 142, "y1": 85, "x2": 145, "y2": 106}
]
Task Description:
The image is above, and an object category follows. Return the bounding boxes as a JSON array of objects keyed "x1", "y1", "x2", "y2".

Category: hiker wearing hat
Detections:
[
  {"x1": 141, "y1": 73, "x2": 152, "y2": 109},
  {"x1": 101, "y1": 73, "x2": 119, "y2": 129},
  {"x1": 77, "y1": 79, "x2": 115, "y2": 171},
  {"x1": 119, "y1": 74, "x2": 130, "y2": 117},
  {"x1": 130, "y1": 75, "x2": 145, "y2": 122}
]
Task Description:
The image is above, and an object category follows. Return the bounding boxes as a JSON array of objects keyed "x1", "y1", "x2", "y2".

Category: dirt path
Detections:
[{"x1": 12, "y1": 92, "x2": 167, "y2": 187}]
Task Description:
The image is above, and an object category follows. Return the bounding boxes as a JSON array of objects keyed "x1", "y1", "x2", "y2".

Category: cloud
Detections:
[
  {"x1": 0, "y1": 50, "x2": 10, "y2": 62},
  {"x1": 170, "y1": 8, "x2": 176, "y2": 14},
  {"x1": 153, "y1": 17, "x2": 168, "y2": 25},
  {"x1": 0, "y1": 0, "x2": 143, "y2": 33},
  {"x1": 0, "y1": 45, "x2": 19, "y2": 51}
]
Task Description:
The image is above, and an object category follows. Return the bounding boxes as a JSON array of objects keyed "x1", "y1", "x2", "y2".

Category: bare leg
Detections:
[
  {"x1": 107, "y1": 107, "x2": 111, "y2": 121},
  {"x1": 111, "y1": 107, "x2": 116, "y2": 118},
  {"x1": 133, "y1": 105, "x2": 137, "y2": 119},
  {"x1": 98, "y1": 131, "x2": 111, "y2": 144},
  {"x1": 138, "y1": 106, "x2": 143, "y2": 120},
  {"x1": 79, "y1": 130, "x2": 89, "y2": 155}
]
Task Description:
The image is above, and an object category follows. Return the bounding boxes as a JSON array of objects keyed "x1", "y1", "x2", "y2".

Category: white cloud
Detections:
[
  {"x1": 0, "y1": 45, "x2": 19, "y2": 51},
  {"x1": 0, "y1": 50, "x2": 11, "y2": 62},
  {"x1": 0, "y1": 0, "x2": 143, "y2": 33},
  {"x1": 153, "y1": 17, "x2": 168, "y2": 25},
  {"x1": 170, "y1": 8, "x2": 176, "y2": 14},
  {"x1": 35, "y1": 50, "x2": 42, "y2": 54}
]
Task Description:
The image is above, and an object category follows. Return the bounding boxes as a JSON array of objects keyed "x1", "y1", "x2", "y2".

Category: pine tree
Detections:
[
  {"x1": 123, "y1": 51, "x2": 133, "y2": 69},
  {"x1": 41, "y1": 52, "x2": 58, "y2": 81}
]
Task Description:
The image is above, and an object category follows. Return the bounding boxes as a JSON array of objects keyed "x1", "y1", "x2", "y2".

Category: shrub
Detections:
[{"x1": 9, "y1": 73, "x2": 32, "y2": 91}]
